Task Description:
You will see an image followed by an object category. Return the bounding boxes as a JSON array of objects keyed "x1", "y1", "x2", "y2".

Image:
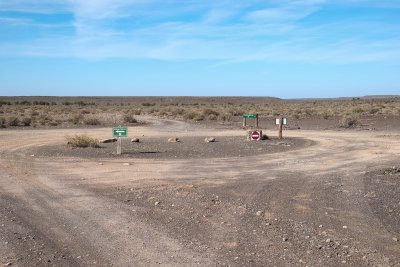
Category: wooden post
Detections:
[
  {"x1": 256, "y1": 114, "x2": 259, "y2": 128},
  {"x1": 243, "y1": 117, "x2": 246, "y2": 127},
  {"x1": 278, "y1": 117, "x2": 283, "y2": 139},
  {"x1": 117, "y1": 137, "x2": 122, "y2": 154}
]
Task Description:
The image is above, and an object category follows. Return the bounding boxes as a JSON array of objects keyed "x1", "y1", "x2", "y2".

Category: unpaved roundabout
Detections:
[{"x1": 1, "y1": 119, "x2": 400, "y2": 266}]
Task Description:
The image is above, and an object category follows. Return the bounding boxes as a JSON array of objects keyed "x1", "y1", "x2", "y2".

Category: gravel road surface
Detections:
[{"x1": 1, "y1": 119, "x2": 400, "y2": 266}]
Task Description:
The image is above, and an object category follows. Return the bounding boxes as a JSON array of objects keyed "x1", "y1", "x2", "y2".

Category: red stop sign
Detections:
[{"x1": 251, "y1": 131, "x2": 260, "y2": 140}]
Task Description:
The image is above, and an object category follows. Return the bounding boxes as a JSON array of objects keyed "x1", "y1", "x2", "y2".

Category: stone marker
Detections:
[
  {"x1": 168, "y1": 137, "x2": 179, "y2": 143},
  {"x1": 205, "y1": 137, "x2": 216, "y2": 143},
  {"x1": 99, "y1": 138, "x2": 117, "y2": 143}
]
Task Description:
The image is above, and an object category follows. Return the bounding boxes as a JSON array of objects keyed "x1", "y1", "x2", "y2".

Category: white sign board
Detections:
[{"x1": 275, "y1": 118, "x2": 287, "y2": 125}]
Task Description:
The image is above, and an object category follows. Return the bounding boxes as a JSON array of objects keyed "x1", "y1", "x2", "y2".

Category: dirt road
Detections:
[{"x1": 1, "y1": 119, "x2": 400, "y2": 266}]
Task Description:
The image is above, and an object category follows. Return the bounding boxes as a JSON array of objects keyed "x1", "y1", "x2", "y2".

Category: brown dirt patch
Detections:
[{"x1": 31, "y1": 136, "x2": 314, "y2": 159}]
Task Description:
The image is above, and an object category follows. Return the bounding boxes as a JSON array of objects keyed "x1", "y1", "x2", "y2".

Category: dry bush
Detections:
[
  {"x1": 0, "y1": 117, "x2": 6, "y2": 128},
  {"x1": 30, "y1": 110, "x2": 40, "y2": 116},
  {"x1": 322, "y1": 112, "x2": 330, "y2": 120},
  {"x1": 123, "y1": 114, "x2": 137, "y2": 123},
  {"x1": 66, "y1": 135, "x2": 99, "y2": 148},
  {"x1": 22, "y1": 117, "x2": 32, "y2": 126},
  {"x1": 8, "y1": 116, "x2": 20, "y2": 126},
  {"x1": 84, "y1": 117, "x2": 100, "y2": 125},
  {"x1": 39, "y1": 115, "x2": 51, "y2": 125},
  {"x1": 48, "y1": 120, "x2": 59, "y2": 126},
  {"x1": 183, "y1": 110, "x2": 204, "y2": 121},
  {"x1": 202, "y1": 108, "x2": 219, "y2": 117},
  {"x1": 208, "y1": 114, "x2": 217, "y2": 120},
  {"x1": 218, "y1": 112, "x2": 232, "y2": 122},
  {"x1": 352, "y1": 107, "x2": 364, "y2": 114},
  {"x1": 130, "y1": 108, "x2": 142, "y2": 115},
  {"x1": 340, "y1": 115, "x2": 358, "y2": 128},
  {"x1": 72, "y1": 114, "x2": 83, "y2": 125},
  {"x1": 169, "y1": 107, "x2": 185, "y2": 117}
]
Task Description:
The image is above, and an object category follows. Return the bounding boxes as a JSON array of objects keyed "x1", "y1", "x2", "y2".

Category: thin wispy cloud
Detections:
[{"x1": 1, "y1": 0, "x2": 399, "y2": 64}]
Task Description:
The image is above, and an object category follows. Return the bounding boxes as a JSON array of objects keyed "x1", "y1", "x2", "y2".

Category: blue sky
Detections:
[{"x1": 0, "y1": 0, "x2": 399, "y2": 98}]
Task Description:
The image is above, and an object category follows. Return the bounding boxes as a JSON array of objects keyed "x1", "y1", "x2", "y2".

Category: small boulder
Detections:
[
  {"x1": 168, "y1": 137, "x2": 179, "y2": 143},
  {"x1": 131, "y1": 138, "x2": 140, "y2": 143},
  {"x1": 99, "y1": 138, "x2": 117, "y2": 143},
  {"x1": 205, "y1": 137, "x2": 216, "y2": 143}
]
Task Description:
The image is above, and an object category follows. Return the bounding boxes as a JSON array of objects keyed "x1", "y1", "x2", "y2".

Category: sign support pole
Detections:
[
  {"x1": 278, "y1": 117, "x2": 283, "y2": 139},
  {"x1": 243, "y1": 117, "x2": 246, "y2": 127},
  {"x1": 117, "y1": 137, "x2": 122, "y2": 155},
  {"x1": 256, "y1": 114, "x2": 259, "y2": 128}
]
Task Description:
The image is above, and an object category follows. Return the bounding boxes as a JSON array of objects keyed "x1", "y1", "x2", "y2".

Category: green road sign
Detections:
[
  {"x1": 243, "y1": 114, "x2": 257, "y2": 118},
  {"x1": 113, "y1": 127, "x2": 128, "y2": 137}
]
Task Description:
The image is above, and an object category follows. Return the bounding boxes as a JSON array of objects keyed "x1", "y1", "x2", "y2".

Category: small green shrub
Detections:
[
  {"x1": 0, "y1": 101, "x2": 11, "y2": 107},
  {"x1": 142, "y1": 102, "x2": 155, "y2": 107},
  {"x1": 66, "y1": 135, "x2": 99, "y2": 148},
  {"x1": 8, "y1": 116, "x2": 20, "y2": 126}
]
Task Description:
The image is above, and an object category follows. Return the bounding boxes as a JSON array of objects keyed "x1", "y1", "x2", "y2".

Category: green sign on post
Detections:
[
  {"x1": 113, "y1": 127, "x2": 128, "y2": 137},
  {"x1": 242, "y1": 114, "x2": 259, "y2": 128},
  {"x1": 243, "y1": 114, "x2": 257, "y2": 118}
]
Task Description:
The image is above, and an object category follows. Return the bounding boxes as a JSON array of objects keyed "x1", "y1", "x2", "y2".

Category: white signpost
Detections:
[
  {"x1": 275, "y1": 117, "x2": 287, "y2": 139},
  {"x1": 113, "y1": 127, "x2": 128, "y2": 154},
  {"x1": 275, "y1": 118, "x2": 287, "y2": 125}
]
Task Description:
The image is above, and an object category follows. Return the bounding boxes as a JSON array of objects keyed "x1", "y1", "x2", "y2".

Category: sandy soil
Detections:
[{"x1": 1, "y1": 118, "x2": 400, "y2": 266}]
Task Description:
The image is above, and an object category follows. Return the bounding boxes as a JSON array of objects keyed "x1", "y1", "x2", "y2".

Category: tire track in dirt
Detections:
[{"x1": 1, "y1": 121, "x2": 400, "y2": 266}]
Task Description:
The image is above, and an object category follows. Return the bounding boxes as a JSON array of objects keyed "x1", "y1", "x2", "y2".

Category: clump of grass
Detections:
[
  {"x1": 84, "y1": 117, "x2": 100, "y2": 125},
  {"x1": 66, "y1": 135, "x2": 99, "y2": 148},
  {"x1": 8, "y1": 116, "x2": 20, "y2": 126}
]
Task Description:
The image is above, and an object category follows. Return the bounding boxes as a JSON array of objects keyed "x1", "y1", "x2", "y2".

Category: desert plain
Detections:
[{"x1": 1, "y1": 96, "x2": 400, "y2": 266}]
